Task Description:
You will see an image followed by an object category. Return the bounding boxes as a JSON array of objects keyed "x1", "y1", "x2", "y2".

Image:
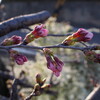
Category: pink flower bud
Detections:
[
  {"x1": 62, "y1": 35, "x2": 76, "y2": 46},
  {"x1": 23, "y1": 24, "x2": 48, "y2": 44},
  {"x1": 11, "y1": 35, "x2": 22, "y2": 44},
  {"x1": 21, "y1": 55, "x2": 28, "y2": 62},
  {"x1": 1, "y1": 35, "x2": 22, "y2": 46},
  {"x1": 10, "y1": 50, "x2": 28, "y2": 65},
  {"x1": 73, "y1": 28, "x2": 93, "y2": 42},
  {"x1": 43, "y1": 48, "x2": 64, "y2": 77},
  {"x1": 32, "y1": 24, "x2": 48, "y2": 38},
  {"x1": 62, "y1": 28, "x2": 93, "y2": 46},
  {"x1": 54, "y1": 56, "x2": 64, "y2": 66},
  {"x1": 15, "y1": 58, "x2": 24, "y2": 65},
  {"x1": 36, "y1": 74, "x2": 42, "y2": 84}
]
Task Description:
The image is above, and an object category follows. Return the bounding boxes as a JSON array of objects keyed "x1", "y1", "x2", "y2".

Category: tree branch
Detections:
[
  {"x1": 0, "y1": 44, "x2": 98, "y2": 51},
  {"x1": 0, "y1": 11, "x2": 50, "y2": 37},
  {"x1": 85, "y1": 86, "x2": 100, "y2": 100},
  {"x1": 47, "y1": 33, "x2": 71, "y2": 37},
  {"x1": 11, "y1": 79, "x2": 19, "y2": 100},
  {"x1": 25, "y1": 92, "x2": 36, "y2": 100}
]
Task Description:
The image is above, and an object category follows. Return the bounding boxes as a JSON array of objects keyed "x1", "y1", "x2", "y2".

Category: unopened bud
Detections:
[
  {"x1": 6, "y1": 80, "x2": 13, "y2": 88},
  {"x1": 62, "y1": 35, "x2": 76, "y2": 46},
  {"x1": 41, "y1": 84, "x2": 51, "y2": 90},
  {"x1": 40, "y1": 78, "x2": 46, "y2": 86},
  {"x1": 34, "y1": 84, "x2": 40, "y2": 91},
  {"x1": 36, "y1": 74, "x2": 42, "y2": 84},
  {"x1": 1, "y1": 35, "x2": 22, "y2": 46}
]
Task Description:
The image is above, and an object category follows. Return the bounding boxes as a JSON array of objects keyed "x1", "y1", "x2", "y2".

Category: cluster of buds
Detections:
[
  {"x1": 23, "y1": 24, "x2": 48, "y2": 44},
  {"x1": 10, "y1": 50, "x2": 28, "y2": 65},
  {"x1": 1, "y1": 35, "x2": 22, "y2": 46},
  {"x1": 62, "y1": 28, "x2": 93, "y2": 45},
  {"x1": 84, "y1": 50, "x2": 100, "y2": 63},
  {"x1": 33, "y1": 74, "x2": 50, "y2": 96},
  {"x1": 43, "y1": 48, "x2": 64, "y2": 77}
]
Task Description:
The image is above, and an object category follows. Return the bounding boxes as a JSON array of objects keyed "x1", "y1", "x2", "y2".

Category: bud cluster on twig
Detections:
[{"x1": 25, "y1": 74, "x2": 50, "y2": 100}]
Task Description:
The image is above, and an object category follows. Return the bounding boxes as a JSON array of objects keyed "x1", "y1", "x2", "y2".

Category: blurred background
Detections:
[{"x1": 0, "y1": 0, "x2": 100, "y2": 100}]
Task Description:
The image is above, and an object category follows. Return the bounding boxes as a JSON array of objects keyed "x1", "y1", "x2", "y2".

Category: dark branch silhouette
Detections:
[
  {"x1": 11, "y1": 79, "x2": 19, "y2": 100},
  {"x1": 0, "y1": 71, "x2": 33, "y2": 88}
]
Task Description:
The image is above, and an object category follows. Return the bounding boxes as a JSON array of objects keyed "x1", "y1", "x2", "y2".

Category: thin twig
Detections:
[
  {"x1": 11, "y1": 79, "x2": 19, "y2": 100},
  {"x1": 25, "y1": 92, "x2": 36, "y2": 100},
  {"x1": 0, "y1": 44, "x2": 98, "y2": 51},
  {"x1": 49, "y1": 73, "x2": 54, "y2": 85},
  {"x1": 47, "y1": 33, "x2": 71, "y2": 37},
  {"x1": 80, "y1": 42, "x2": 88, "y2": 47}
]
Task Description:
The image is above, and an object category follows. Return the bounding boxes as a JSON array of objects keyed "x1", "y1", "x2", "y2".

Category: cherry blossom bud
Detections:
[
  {"x1": 15, "y1": 57, "x2": 24, "y2": 65},
  {"x1": 41, "y1": 78, "x2": 46, "y2": 86},
  {"x1": 73, "y1": 28, "x2": 93, "y2": 42},
  {"x1": 36, "y1": 74, "x2": 42, "y2": 85},
  {"x1": 21, "y1": 55, "x2": 28, "y2": 62},
  {"x1": 62, "y1": 35, "x2": 76, "y2": 45},
  {"x1": 1, "y1": 35, "x2": 22, "y2": 46},
  {"x1": 10, "y1": 50, "x2": 28, "y2": 65},
  {"x1": 34, "y1": 74, "x2": 51, "y2": 95},
  {"x1": 11, "y1": 35, "x2": 22, "y2": 44},
  {"x1": 43, "y1": 48, "x2": 64, "y2": 77},
  {"x1": 62, "y1": 28, "x2": 93, "y2": 45},
  {"x1": 32, "y1": 24, "x2": 48, "y2": 38},
  {"x1": 24, "y1": 24, "x2": 48, "y2": 44},
  {"x1": 54, "y1": 56, "x2": 64, "y2": 72}
]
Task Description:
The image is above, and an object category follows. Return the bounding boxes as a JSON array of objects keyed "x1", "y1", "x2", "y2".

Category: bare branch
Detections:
[
  {"x1": 25, "y1": 92, "x2": 36, "y2": 100},
  {"x1": 48, "y1": 33, "x2": 71, "y2": 37},
  {"x1": 11, "y1": 79, "x2": 19, "y2": 100},
  {"x1": 0, "y1": 43, "x2": 98, "y2": 51},
  {"x1": 0, "y1": 11, "x2": 50, "y2": 37},
  {"x1": 85, "y1": 86, "x2": 100, "y2": 100},
  {"x1": 49, "y1": 73, "x2": 54, "y2": 85},
  {"x1": 80, "y1": 42, "x2": 88, "y2": 47}
]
